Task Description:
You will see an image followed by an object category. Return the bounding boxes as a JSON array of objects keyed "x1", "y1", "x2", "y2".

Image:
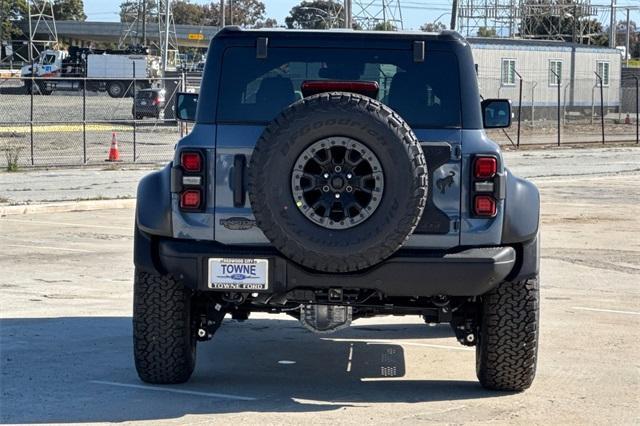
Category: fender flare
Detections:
[
  {"x1": 502, "y1": 169, "x2": 539, "y2": 244},
  {"x1": 136, "y1": 164, "x2": 172, "y2": 237},
  {"x1": 502, "y1": 169, "x2": 540, "y2": 282}
]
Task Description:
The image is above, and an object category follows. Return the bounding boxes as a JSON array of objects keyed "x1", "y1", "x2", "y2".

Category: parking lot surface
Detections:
[{"x1": 1, "y1": 147, "x2": 639, "y2": 424}]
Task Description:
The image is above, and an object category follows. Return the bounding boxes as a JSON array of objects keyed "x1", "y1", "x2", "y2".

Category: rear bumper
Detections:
[{"x1": 150, "y1": 238, "x2": 516, "y2": 297}]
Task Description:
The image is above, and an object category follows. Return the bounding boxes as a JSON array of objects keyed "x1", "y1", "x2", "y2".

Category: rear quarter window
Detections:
[{"x1": 216, "y1": 46, "x2": 461, "y2": 129}]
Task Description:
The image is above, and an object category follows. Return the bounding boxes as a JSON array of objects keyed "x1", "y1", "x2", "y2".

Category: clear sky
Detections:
[{"x1": 83, "y1": 0, "x2": 639, "y2": 32}]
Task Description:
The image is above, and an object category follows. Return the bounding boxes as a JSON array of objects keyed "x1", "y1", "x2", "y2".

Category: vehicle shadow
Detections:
[{"x1": 0, "y1": 316, "x2": 499, "y2": 424}]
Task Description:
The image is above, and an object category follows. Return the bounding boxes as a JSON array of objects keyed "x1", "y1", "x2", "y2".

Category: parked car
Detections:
[
  {"x1": 133, "y1": 28, "x2": 540, "y2": 392},
  {"x1": 132, "y1": 88, "x2": 165, "y2": 120}
]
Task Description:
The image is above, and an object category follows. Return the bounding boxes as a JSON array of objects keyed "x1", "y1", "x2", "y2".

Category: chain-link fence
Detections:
[
  {"x1": 478, "y1": 75, "x2": 640, "y2": 147},
  {"x1": 2, "y1": 72, "x2": 638, "y2": 169},
  {"x1": 0, "y1": 74, "x2": 200, "y2": 168}
]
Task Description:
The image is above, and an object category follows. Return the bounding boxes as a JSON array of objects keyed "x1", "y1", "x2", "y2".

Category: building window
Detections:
[
  {"x1": 501, "y1": 59, "x2": 516, "y2": 86},
  {"x1": 596, "y1": 61, "x2": 610, "y2": 86},
  {"x1": 549, "y1": 60, "x2": 562, "y2": 86}
]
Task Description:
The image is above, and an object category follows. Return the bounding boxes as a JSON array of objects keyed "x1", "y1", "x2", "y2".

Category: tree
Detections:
[
  {"x1": 53, "y1": 0, "x2": 86, "y2": 21},
  {"x1": 1, "y1": 0, "x2": 28, "y2": 41},
  {"x1": 285, "y1": 0, "x2": 345, "y2": 29},
  {"x1": 253, "y1": 18, "x2": 278, "y2": 29},
  {"x1": 373, "y1": 21, "x2": 396, "y2": 31},
  {"x1": 120, "y1": 0, "x2": 265, "y2": 27},
  {"x1": 172, "y1": 0, "x2": 207, "y2": 25},
  {"x1": 477, "y1": 26, "x2": 496, "y2": 37},
  {"x1": 120, "y1": 0, "x2": 157, "y2": 23},
  {"x1": 223, "y1": 0, "x2": 265, "y2": 27},
  {"x1": 420, "y1": 21, "x2": 446, "y2": 32},
  {"x1": 614, "y1": 20, "x2": 639, "y2": 58}
]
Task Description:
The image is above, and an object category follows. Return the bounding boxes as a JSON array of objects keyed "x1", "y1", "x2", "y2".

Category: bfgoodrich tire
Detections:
[
  {"x1": 476, "y1": 277, "x2": 540, "y2": 391},
  {"x1": 248, "y1": 92, "x2": 428, "y2": 273},
  {"x1": 133, "y1": 269, "x2": 196, "y2": 384}
]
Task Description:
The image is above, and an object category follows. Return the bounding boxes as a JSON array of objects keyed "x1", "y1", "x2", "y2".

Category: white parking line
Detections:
[
  {"x1": 571, "y1": 307, "x2": 640, "y2": 316},
  {"x1": 0, "y1": 218, "x2": 130, "y2": 231},
  {"x1": 4, "y1": 243, "x2": 94, "y2": 253},
  {"x1": 323, "y1": 338, "x2": 474, "y2": 352},
  {"x1": 90, "y1": 380, "x2": 257, "y2": 401}
]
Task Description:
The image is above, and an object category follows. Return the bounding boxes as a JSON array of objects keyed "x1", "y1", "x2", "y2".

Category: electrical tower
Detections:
[
  {"x1": 352, "y1": 0, "x2": 404, "y2": 30},
  {"x1": 28, "y1": 0, "x2": 59, "y2": 62},
  {"x1": 519, "y1": 0, "x2": 599, "y2": 42},
  {"x1": 456, "y1": 0, "x2": 600, "y2": 41},
  {"x1": 158, "y1": 0, "x2": 178, "y2": 72}
]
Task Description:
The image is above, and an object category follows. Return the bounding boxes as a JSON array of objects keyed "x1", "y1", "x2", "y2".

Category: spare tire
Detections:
[{"x1": 248, "y1": 92, "x2": 428, "y2": 272}]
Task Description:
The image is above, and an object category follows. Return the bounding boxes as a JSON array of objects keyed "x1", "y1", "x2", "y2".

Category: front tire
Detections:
[
  {"x1": 476, "y1": 277, "x2": 539, "y2": 391},
  {"x1": 133, "y1": 269, "x2": 196, "y2": 384}
]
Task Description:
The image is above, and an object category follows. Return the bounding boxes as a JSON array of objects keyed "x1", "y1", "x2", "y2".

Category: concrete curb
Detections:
[{"x1": 0, "y1": 199, "x2": 136, "y2": 216}]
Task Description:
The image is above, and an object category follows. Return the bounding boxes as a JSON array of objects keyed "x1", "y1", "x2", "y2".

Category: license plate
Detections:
[{"x1": 208, "y1": 258, "x2": 269, "y2": 290}]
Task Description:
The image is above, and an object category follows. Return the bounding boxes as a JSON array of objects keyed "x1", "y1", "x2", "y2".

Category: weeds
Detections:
[{"x1": 2, "y1": 140, "x2": 23, "y2": 172}]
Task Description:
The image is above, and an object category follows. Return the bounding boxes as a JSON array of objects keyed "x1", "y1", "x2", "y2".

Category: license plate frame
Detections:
[{"x1": 208, "y1": 258, "x2": 269, "y2": 291}]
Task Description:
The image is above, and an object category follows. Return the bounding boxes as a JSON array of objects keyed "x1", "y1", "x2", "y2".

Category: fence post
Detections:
[
  {"x1": 531, "y1": 82, "x2": 537, "y2": 128},
  {"x1": 595, "y1": 72, "x2": 605, "y2": 145},
  {"x1": 82, "y1": 74, "x2": 87, "y2": 164},
  {"x1": 515, "y1": 69, "x2": 523, "y2": 148},
  {"x1": 180, "y1": 70, "x2": 186, "y2": 138},
  {"x1": 133, "y1": 62, "x2": 137, "y2": 162},
  {"x1": 551, "y1": 68, "x2": 561, "y2": 146},
  {"x1": 30, "y1": 75, "x2": 34, "y2": 165},
  {"x1": 633, "y1": 76, "x2": 639, "y2": 144}
]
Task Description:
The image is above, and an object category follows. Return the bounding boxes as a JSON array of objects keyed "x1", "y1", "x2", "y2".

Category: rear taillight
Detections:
[
  {"x1": 471, "y1": 155, "x2": 499, "y2": 218},
  {"x1": 181, "y1": 152, "x2": 201, "y2": 172},
  {"x1": 474, "y1": 157, "x2": 497, "y2": 179},
  {"x1": 474, "y1": 195, "x2": 496, "y2": 217},
  {"x1": 178, "y1": 150, "x2": 205, "y2": 211},
  {"x1": 180, "y1": 189, "x2": 201, "y2": 209}
]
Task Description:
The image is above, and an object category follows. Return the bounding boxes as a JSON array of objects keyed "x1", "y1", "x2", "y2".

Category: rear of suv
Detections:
[
  {"x1": 134, "y1": 28, "x2": 540, "y2": 391},
  {"x1": 132, "y1": 88, "x2": 165, "y2": 120}
]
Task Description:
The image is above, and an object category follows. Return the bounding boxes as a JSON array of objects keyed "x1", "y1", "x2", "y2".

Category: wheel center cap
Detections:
[{"x1": 331, "y1": 176, "x2": 345, "y2": 190}]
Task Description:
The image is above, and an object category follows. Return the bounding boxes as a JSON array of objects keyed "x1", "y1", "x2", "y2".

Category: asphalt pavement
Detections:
[{"x1": 1, "y1": 146, "x2": 639, "y2": 424}]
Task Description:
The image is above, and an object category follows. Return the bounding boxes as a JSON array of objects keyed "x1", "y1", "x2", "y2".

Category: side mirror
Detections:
[
  {"x1": 175, "y1": 92, "x2": 198, "y2": 122},
  {"x1": 481, "y1": 99, "x2": 512, "y2": 129}
]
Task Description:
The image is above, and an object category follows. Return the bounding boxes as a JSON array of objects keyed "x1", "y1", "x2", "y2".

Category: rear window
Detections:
[{"x1": 217, "y1": 47, "x2": 461, "y2": 129}]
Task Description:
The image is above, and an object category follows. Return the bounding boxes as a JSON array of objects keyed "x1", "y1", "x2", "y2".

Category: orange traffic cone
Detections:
[{"x1": 106, "y1": 132, "x2": 121, "y2": 162}]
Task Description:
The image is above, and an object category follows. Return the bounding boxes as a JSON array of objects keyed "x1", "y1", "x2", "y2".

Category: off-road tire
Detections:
[
  {"x1": 133, "y1": 269, "x2": 196, "y2": 384},
  {"x1": 248, "y1": 92, "x2": 428, "y2": 272},
  {"x1": 476, "y1": 277, "x2": 539, "y2": 391}
]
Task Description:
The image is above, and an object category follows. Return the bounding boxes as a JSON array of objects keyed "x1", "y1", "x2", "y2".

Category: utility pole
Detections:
[
  {"x1": 450, "y1": 0, "x2": 458, "y2": 31},
  {"x1": 344, "y1": 0, "x2": 352, "y2": 29},
  {"x1": 625, "y1": 8, "x2": 630, "y2": 66},
  {"x1": 220, "y1": 0, "x2": 225, "y2": 27},
  {"x1": 609, "y1": 0, "x2": 616, "y2": 48},
  {"x1": 142, "y1": 0, "x2": 147, "y2": 46},
  {"x1": 163, "y1": 0, "x2": 171, "y2": 72}
]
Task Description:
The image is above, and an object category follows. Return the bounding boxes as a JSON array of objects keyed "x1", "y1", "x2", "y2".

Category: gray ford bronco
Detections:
[{"x1": 133, "y1": 28, "x2": 540, "y2": 391}]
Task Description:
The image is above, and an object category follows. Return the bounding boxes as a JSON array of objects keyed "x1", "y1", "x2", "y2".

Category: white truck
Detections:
[{"x1": 20, "y1": 47, "x2": 161, "y2": 97}]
